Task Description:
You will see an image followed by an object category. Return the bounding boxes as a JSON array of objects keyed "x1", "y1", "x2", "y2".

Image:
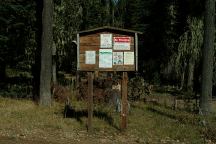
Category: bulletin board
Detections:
[{"x1": 77, "y1": 27, "x2": 140, "y2": 72}]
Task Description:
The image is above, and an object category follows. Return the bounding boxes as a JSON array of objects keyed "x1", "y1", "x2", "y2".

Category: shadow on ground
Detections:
[{"x1": 63, "y1": 105, "x2": 119, "y2": 130}]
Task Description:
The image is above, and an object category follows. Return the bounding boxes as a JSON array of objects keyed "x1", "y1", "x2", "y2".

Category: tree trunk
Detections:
[
  {"x1": 180, "y1": 62, "x2": 187, "y2": 90},
  {"x1": 52, "y1": 43, "x2": 57, "y2": 84},
  {"x1": 33, "y1": 0, "x2": 43, "y2": 102},
  {"x1": 39, "y1": 0, "x2": 53, "y2": 106},
  {"x1": 180, "y1": 71, "x2": 185, "y2": 90},
  {"x1": 200, "y1": 0, "x2": 215, "y2": 115},
  {"x1": 187, "y1": 58, "x2": 195, "y2": 91},
  {"x1": 112, "y1": 5, "x2": 114, "y2": 26}
]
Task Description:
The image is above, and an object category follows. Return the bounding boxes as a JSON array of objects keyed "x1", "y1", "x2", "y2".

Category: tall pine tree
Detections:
[
  {"x1": 200, "y1": 0, "x2": 215, "y2": 115},
  {"x1": 39, "y1": 0, "x2": 53, "y2": 106}
]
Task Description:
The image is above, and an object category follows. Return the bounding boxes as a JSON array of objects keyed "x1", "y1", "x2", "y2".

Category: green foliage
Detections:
[
  {"x1": 0, "y1": 68, "x2": 33, "y2": 98},
  {"x1": 163, "y1": 1, "x2": 179, "y2": 57},
  {"x1": 128, "y1": 76, "x2": 145, "y2": 101},
  {"x1": 53, "y1": 0, "x2": 83, "y2": 72},
  {"x1": 0, "y1": 0, "x2": 208, "y2": 100},
  {"x1": 0, "y1": 0, "x2": 36, "y2": 71},
  {"x1": 125, "y1": 0, "x2": 152, "y2": 31},
  {"x1": 53, "y1": 0, "x2": 131, "y2": 72},
  {"x1": 171, "y1": 17, "x2": 203, "y2": 79},
  {"x1": 82, "y1": 0, "x2": 105, "y2": 28},
  {"x1": 0, "y1": 84, "x2": 32, "y2": 99}
]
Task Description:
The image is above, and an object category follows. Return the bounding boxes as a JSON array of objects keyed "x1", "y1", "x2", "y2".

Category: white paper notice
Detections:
[
  {"x1": 113, "y1": 37, "x2": 130, "y2": 50},
  {"x1": 99, "y1": 49, "x2": 112, "y2": 68},
  {"x1": 100, "y1": 34, "x2": 112, "y2": 48},
  {"x1": 124, "y1": 52, "x2": 134, "y2": 65},
  {"x1": 85, "y1": 51, "x2": 96, "y2": 64},
  {"x1": 113, "y1": 52, "x2": 123, "y2": 65}
]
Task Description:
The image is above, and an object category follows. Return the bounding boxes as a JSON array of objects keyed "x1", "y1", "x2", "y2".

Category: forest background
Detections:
[{"x1": 0, "y1": 0, "x2": 215, "y2": 105}]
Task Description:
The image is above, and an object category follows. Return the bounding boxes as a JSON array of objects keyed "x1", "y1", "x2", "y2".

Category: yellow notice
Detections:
[{"x1": 124, "y1": 52, "x2": 134, "y2": 65}]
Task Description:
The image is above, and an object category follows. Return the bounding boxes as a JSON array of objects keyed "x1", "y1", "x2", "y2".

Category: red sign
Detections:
[
  {"x1": 114, "y1": 37, "x2": 130, "y2": 43},
  {"x1": 113, "y1": 37, "x2": 131, "y2": 50}
]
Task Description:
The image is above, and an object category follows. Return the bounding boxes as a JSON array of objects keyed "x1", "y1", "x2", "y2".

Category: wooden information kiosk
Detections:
[{"x1": 77, "y1": 26, "x2": 142, "y2": 131}]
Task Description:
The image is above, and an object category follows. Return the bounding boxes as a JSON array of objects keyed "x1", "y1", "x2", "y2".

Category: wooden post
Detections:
[
  {"x1": 76, "y1": 71, "x2": 80, "y2": 99},
  {"x1": 135, "y1": 33, "x2": 138, "y2": 71},
  {"x1": 121, "y1": 72, "x2": 128, "y2": 130},
  {"x1": 87, "y1": 72, "x2": 93, "y2": 132}
]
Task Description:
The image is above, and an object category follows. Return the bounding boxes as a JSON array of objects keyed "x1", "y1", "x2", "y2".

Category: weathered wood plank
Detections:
[
  {"x1": 87, "y1": 72, "x2": 93, "y2": 132},
  {"x1": 78, "y1": 31, "x2": 136, "y2": 72},
  {"x1": 121, "y1": 72, "x2": 128, "y2": 130}
]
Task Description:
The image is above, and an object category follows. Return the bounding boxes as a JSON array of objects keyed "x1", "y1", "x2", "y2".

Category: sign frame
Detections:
[{"x1": 77, "y1": 27, "x2": 141, "y2": 72}]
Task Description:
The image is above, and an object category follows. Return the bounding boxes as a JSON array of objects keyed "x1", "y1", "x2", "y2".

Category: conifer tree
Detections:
[
  {"x1": 39, "y1": 0, "x2": 53, "y2": 106},
  {"x1": 200, "y1": 0, "x2": 215, "y2": 115}
]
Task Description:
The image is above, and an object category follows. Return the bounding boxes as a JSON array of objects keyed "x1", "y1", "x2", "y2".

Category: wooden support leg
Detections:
[
  {"x1": 121, "y1": 72, "x2": 128, "y2": 130},
  {"x1": 87, "y1": 72, "x2": 93, "y2": 132},
  {"x1": 76, "y1": 71, "x2": 80, "y2": 99}
]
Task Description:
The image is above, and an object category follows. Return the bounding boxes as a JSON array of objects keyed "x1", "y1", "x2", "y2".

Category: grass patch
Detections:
[
  {"x1": 0, "y1": 97, "x2": 215, "y2": 143},
  {"x1": 129, "y1": 102, "x2": 205, "y2": 143}
]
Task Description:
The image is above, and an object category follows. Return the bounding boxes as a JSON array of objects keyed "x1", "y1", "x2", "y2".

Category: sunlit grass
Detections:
[{"x1": 0, "y1": 97, "x2": 214, "y2": 143}]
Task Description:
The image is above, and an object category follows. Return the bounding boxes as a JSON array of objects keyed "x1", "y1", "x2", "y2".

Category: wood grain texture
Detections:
[
  {"x1": 121, "y1": 72, "x2": 128, "y2": 130},
  {"x1": 87, "y1": 72, "x2": 93, "y2": 132},
  {"x1": 78, "y1": 31, "x2": 136, "y2": 71}
]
